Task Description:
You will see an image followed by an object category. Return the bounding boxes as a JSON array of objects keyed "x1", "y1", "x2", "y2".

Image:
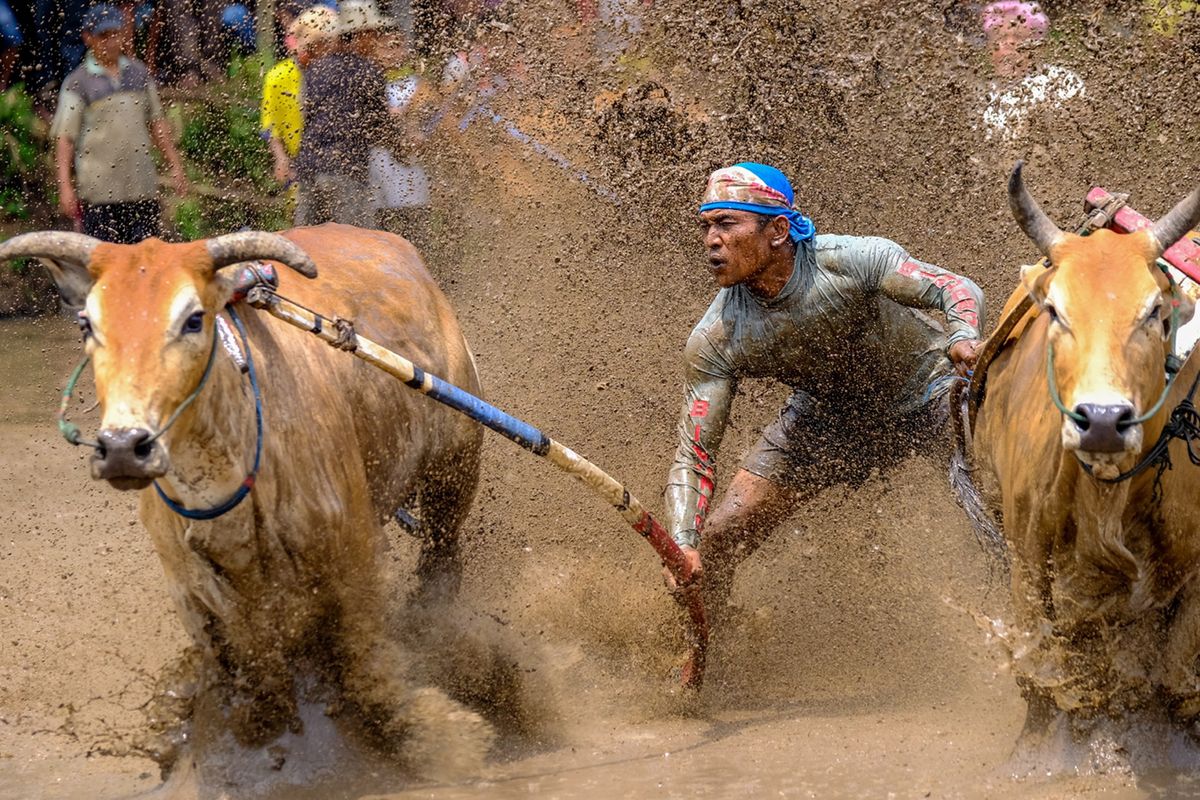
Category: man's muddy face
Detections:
[{"x1": 699, "y1": 209, "x2": 776, "y2": 289}]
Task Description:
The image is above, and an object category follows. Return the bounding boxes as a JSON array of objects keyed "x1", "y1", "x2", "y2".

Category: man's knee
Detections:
[
  {"x1": 704, "y1": 470, "x2": 794, "y2": 556},
  {"x1": 714, "y1": 471, "x2": 792, "y2": 522}
]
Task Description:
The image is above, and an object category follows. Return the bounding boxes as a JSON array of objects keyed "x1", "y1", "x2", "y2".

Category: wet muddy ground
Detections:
[
  {"x1": 4, "y1": 1, "x2": 1200, "y2": 796},
  {"x1": 0, "y1": 316, "x2": 1177, "y2": 799}
]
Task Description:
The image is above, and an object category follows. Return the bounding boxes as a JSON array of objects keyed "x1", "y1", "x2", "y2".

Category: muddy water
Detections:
[
  {"x1": 0, "y1": 320, "x2": 1176, "y2": 799},
  {"x1": 5, "y1": 1, "x2": 1200, "y2": 796}
]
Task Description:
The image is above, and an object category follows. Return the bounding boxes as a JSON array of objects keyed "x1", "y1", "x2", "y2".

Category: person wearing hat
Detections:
[
  {"x1": 260, "y1": 4, "x2": 337, "y2": 213},
  {"x1": 660, "y1": 163, "x2": 984, "y2": 619},
  {"x1": 346, "y1": 2, "x2": 437, "y2": 245},
  {"x1": 292, "y1": 0, "x2": 390, "y2": 226},
  {"x1": 51, "y1": 3, "x2": 187, "y2": 243}
]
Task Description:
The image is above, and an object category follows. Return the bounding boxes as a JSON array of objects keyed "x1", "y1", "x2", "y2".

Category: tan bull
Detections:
[
  {"x1": 973, "y1": 164, "x2": 1200, "y2": 758},
  {"x1": 0, "y1": 225, "x2": 493, "y2": 788}
]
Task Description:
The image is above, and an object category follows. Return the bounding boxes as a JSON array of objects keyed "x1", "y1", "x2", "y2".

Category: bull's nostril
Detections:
[
  {"x1": 95, "y1": 428, "x2": 158, "y2": 470},
  {"x1": 1073, "y1": 403, "x2": 1136, "y2": 453}
]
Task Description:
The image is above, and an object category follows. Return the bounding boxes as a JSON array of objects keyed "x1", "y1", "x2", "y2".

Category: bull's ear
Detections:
[
  {"x1": 1019, "y1": 261, "x2": 1052, "y2": 305},
  {"x1": 1173, "y1": 284, "x2": 1197, "y2": 331},
  {"x1": 38, "y1": 257, "x2": 93, "y2": 308},
  {"x1": 0, "y1": 231, "x2": 99, "y2": 308}
]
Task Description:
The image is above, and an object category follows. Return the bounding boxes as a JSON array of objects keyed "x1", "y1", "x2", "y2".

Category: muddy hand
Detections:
[
  {"x1": 662, "y1": 545, "x2": 703, "y2": 596},
  {"x1": 949, "y1": 338, "x2": 982, "y2": 377}
]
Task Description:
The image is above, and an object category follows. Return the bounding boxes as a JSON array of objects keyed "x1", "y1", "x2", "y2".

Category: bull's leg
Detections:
[
  {"x1": 205, "y1": 615, "x2": 301, "y2": 747},
  {"x1": 1163, "y1": 577, "x2": 1200, "y2": 726},
  {"x1": 334, "y1": 592, "x2": 495, "y2": 780},
  {"x1": 1006, "y1": 502, "x2": 1079, "y2": 714},
  {"x1": 413, "y1": 444, "x2": 480, "y2": 607}
]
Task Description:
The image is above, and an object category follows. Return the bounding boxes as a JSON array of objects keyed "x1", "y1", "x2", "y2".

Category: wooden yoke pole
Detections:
[{"x1": 246, "y1": 288, "x2": 708, "y2": 688}]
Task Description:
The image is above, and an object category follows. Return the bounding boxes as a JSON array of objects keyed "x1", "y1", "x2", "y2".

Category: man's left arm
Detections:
[{"x1": 871, "y1": 240, "x2": 986, "y2": 374}]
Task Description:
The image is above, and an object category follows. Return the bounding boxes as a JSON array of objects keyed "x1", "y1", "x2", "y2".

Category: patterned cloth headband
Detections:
[{"x1": 699, "y1": 163, "x2": 815, "y2": 243}]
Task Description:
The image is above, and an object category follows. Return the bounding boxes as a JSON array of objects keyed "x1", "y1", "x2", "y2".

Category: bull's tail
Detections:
[{"x1": 949, "y1": 381, "x2": 1007, "y2": 567}]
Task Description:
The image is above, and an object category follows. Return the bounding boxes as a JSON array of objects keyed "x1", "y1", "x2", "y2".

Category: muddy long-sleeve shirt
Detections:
[{"x1": 665, "y1": 234, "x2": 984, "y2": 549}]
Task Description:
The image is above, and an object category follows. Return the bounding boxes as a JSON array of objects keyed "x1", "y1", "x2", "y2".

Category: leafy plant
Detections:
[
  {"x1": 174, "y1": 55, "x2": 287, "y2": 238},
  {"x1": 0, "y1": 85, "x2": 47, "y2": 220}
]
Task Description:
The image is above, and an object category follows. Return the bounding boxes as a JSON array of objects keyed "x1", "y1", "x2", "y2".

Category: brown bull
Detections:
[
  {"x1": 0, "y1": 224, "x2": 492, "y2": 786},
  {"x1": 973, "y1": 164, "x2": 1200, "y2": 754}
]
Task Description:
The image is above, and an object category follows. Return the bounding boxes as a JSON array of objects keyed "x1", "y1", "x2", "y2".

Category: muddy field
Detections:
[
  {"x1": 3, "y1": 0, "x2": 1200, "y2": 797},
  {"x1": 0, "y1": 316, "x2": 1112, "y2": 799}
]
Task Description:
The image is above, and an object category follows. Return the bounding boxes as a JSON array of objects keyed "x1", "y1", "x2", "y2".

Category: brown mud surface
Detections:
[{"x1": 3, "y1": 0, "x2": 1200, "y2": 797}]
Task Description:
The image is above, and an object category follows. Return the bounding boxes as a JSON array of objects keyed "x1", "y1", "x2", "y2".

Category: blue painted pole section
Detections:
[{"x1": 416, "y1": 368, "x2": 551, "y2": 455}]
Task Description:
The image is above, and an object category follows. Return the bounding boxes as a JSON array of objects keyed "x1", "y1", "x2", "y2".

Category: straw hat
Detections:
[
  {"x1": 289, "y1": 5, "x2": 338, "y2": 52},
  {"x1": 338, "y1": 0, "x2": 398, "y2": 34}
]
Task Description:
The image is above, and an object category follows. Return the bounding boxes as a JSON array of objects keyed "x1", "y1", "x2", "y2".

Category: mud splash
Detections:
[{"x1": 4, "y1": 0, "x2": 1200, "y2": 796}]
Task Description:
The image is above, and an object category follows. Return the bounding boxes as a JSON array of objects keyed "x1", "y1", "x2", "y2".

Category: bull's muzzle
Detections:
[
  {"x1": 1071, "y1": 403, "x2": 1136, "y2": 453},
  {"x1": 91, "y1": 427, "x2": 168, "y2": 489}
]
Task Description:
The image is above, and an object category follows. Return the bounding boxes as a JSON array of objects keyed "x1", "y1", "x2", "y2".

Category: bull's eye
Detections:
[
  {"x1": 1142, "y1": 304, "x2": 1165, "y2": 334},
  {"x1": 78, "y1": 313, "x2": 92, "y2": 339},
  {"x1": 182, "y1": 311, "x2": 205, "y2": 335},
  {"x1": 1045, "y1": 304, "x2": 1059, "y2": 324}
]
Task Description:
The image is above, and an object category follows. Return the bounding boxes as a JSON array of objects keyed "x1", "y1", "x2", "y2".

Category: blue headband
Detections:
[{"x1": 698, "y1": 162, "x2": 815, "y2": 243}]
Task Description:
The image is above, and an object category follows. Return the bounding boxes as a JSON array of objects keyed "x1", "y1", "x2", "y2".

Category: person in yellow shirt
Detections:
[{"x1": 260, "y1": 6, "x2": 336, "y2": 201}]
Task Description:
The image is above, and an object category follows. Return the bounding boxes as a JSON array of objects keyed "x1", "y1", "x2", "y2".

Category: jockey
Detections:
[{"x1": 664, "y1": 162, "x2": 985, "y2": 614}]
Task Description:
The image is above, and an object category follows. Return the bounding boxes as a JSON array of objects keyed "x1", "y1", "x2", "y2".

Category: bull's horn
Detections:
[
  {"x1": 1150, "y1": 187, "x2": 1200, "y2": 259},
  {"x1": 1008, "y1": 161, "x2": 1063, "y2": 258},
  {"x1": 0, "y1": 231, "x2": 100, "y2": 268},
  {"x1": 0, "y1": 231, "x2": 101, "y2": 307},
  {"x1": 206, "y1": 231, "x2": 318, "y2": 278}
]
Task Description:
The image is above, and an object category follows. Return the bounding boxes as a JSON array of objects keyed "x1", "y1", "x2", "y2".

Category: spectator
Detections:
[
  {"x1": 262, "y1": 5, "x2": 335, "y2": 219},
  {"x1": 293, "y1": 2, "x2": 389, "y2": 227},
  {"x1": 152, "y1": 1, "x2": 227, "y2": 85},
  {"x1": 0, "y1": 0, "x2": 19, "y2": 91},
  {"x1": 51, "y1": 4, "x2": 188, "y2": 243},
  {"x1": 220, "y1": 4, "x2": 258, "y2": 60},
  {"x1": 342, "y1": 0, "x2": 435, "y2": 242},
  {"x1": 979, "y1": 1, "x2": 1085, "y2": 142}
]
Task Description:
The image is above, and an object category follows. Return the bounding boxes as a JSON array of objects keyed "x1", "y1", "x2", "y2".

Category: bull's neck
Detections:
[
  {"x1": 1061, "y1": 441, "x2": 1159, "y2": 594},
  {"x1": 154, "y1": 331, "x2": 259, "y2": 510}
]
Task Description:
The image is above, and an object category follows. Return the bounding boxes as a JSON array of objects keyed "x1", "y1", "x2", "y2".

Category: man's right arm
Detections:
[
  {"x1": 50, "y1": 87, "x2": 84, "y2": 221},
  {"x1": 55, "y1": 136, "x2": 78, "y2": 220},
  {"x1": 665, "y1": 330, "x2": 737, "y2": 551}
]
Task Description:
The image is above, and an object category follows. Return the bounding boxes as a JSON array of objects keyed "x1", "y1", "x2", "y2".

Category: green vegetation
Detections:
[
  {"x1": 174, "y1": 55, "x2": 289, "y2": 238},
  {"x1": 0, "y1": 86, "x2": 55, "y2": 315},
  {"x1": 0, "y1": 85, "x2": 47, "y2": 221}
]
